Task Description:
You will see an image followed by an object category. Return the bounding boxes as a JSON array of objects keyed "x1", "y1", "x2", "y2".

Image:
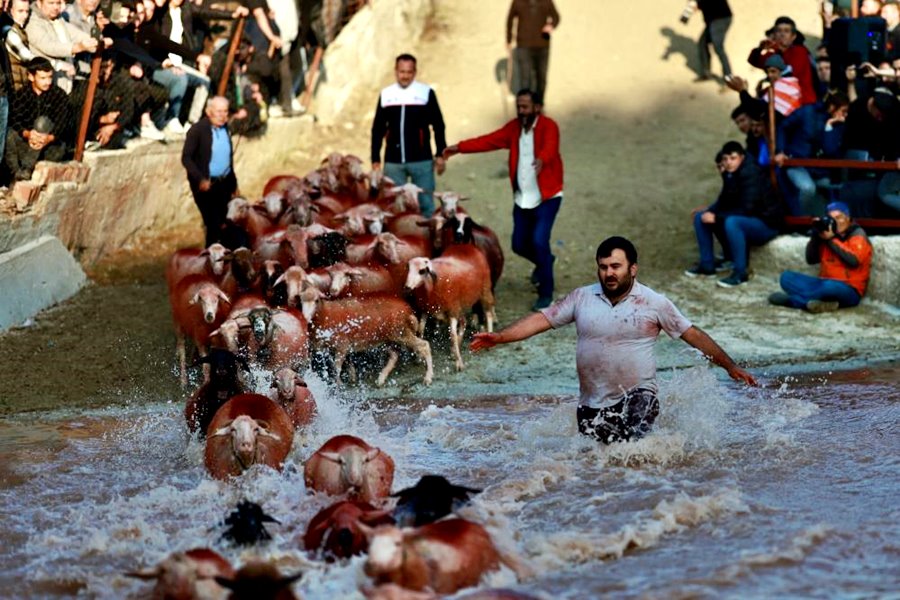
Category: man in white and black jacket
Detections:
[{"x1": 371, "y1": 53, "x2": 447, "y2": 217}]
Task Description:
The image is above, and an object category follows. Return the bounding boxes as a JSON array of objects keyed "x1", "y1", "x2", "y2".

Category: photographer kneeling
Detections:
[{"x1": 769, "y1": 202, "x2": 873, "y2": 313}]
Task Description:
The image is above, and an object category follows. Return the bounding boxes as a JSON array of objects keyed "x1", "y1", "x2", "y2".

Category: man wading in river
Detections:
[{"x1": 470, "y1": 236, "x2": 757, "y2": 444}]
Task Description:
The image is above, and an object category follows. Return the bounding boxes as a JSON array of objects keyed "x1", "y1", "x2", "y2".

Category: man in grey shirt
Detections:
[{"x1": 471, "y1": 236, "x2": 757, "y2": 444}]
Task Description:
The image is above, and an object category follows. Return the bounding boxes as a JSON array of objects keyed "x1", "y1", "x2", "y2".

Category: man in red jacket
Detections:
[{"x1": 444, "y1": 89, "x2": 564, "y2": 310}]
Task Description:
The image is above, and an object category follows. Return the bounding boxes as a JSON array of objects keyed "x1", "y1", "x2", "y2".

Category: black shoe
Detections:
[
  {"x1": 716, "y1": 272, "x2": 749, "y2": 288},
  {"x1": 714, "y1": 259, "x2": 734, "y2": 273},
  {"x1": 768, "y1": 292, "x2": 792, "y2": 307},
  {"x1": 532, "y1": 296, "x2": 553, "y2": 311},
  {"x1": 684, "y1": 264, "x2": 716, "y2": 278}
]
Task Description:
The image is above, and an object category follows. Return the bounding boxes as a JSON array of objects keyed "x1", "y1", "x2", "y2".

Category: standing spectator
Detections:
[
  {"x1": 684, "y1": 141, "x2": 783, "y2": 287},
  {"x1": 769, "y1": 202, "x2": 873, "y2": 312},
  {"x1": 4, "y1": 115, "x2": 65, "y2": 181},
  {"x1": 25, "y1": 0, "x2": 99, "y2": 93},
  {"x1": 679, "y1": 0, "x2": 733, "y2": 81},
  {"x1": 4, "y1": 0, "x2": 36, "y2": 91},
  {"x1": 370, "y1": 53, "x2": 446, "y2": 217},
  {"x1": 444, "y1": 89, "x2": 564, "y2": 310},
  {"x1": 506, "y1": 0, "x2": 559, "y2": 101},
  {"x1": 882, "y1": 0, "x2": 900, "y2": 56},
  {"x1": 182, "y1": 96, "x2": 237, "y2": 246}
]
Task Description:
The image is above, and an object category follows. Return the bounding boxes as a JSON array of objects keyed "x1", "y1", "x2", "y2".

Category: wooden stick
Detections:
[
  {"x1": 851, "y1": 0, "x2": 859, "y2": 18},
  {"x1": 217, "y1": 17, "x2": 245, "y2": 98},
  {"x1": 782, "y1": 157, "x2": 900, "y2": 170},
  {"x1": 74, "y1": 51, "x2": 103, "y2": 162},
  {"x1": 300, "y1": 46, "x2": 324, "y2": 110},
  {"x1": 767, "y1": 84, "x2": 778, "y2": 187}
]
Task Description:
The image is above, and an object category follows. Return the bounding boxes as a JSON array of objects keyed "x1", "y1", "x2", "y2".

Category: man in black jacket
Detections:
[
  {"x1": 182, "y1": 96, "x2": 237, "y2": 246},
  {"x1": 371, "y1": 53, "x2": 446, "y2": 217},
  {"x1": 685, "y1": 141, "x2": 783, "y2": 287}
]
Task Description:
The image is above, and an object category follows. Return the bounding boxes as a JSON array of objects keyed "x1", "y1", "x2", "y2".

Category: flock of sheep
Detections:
[{"x1": 143, "y1": 154, "x2": 536, "y2": 599}]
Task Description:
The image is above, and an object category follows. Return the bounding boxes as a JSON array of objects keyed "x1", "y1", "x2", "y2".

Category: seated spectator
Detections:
[
  {"x1": 4, "y1": 0, "x2": 36, "y2": 91},
  {"x1": 685, "y1": 141, "x2": 783, "y2": 287},
  {"x1": 884, "y1": 0, "x2": 900, "y2": 56},
  {"x1": 769, "y1": 201, "x2": 873, "y2": 312},
  {"x1": 4, "y1": 115, "x2": 66, "y2": 181},
  {"x1": 11, "y1": 57, "x2": 73, "y2": 147},
  {"x1": 88, "y1": 55, "x2": 135, "y2": 149},
  {"x1": 25, "y1": 0, "x2": 100, "y2": 93}
]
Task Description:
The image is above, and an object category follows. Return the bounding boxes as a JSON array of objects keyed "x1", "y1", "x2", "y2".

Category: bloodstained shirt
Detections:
[{"x1": 541, "y1": 281, "x2": 692, "y2": 408}]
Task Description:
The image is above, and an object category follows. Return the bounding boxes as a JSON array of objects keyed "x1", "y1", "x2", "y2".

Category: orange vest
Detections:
[{"x1": 819, "y1": 231, "x2": 872, "y2": 297}]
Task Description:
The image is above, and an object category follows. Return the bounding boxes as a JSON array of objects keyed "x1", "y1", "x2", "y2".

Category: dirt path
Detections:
[{"x1": 0, "y1": 1, "x2": 896, "y2": 415}]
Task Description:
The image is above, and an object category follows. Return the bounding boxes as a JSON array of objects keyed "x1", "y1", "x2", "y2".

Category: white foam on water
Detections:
[{"x1": 525, "y1": 488, "x2": 749, "y2": 571}]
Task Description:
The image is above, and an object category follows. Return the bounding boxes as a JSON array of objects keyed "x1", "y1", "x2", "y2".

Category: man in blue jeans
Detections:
[
  {"x1": 769, "y1": 202, "x2": 873, "y2": 312},
  {"x1": 371, "y1": 53, "x2": 447, "y2": 217},
  {"x1": 685, "y1": 141, "x2": 783, "y2": 287},
  {"x1": 444, "y1": 89, "x2": 564, "y2": 310}
]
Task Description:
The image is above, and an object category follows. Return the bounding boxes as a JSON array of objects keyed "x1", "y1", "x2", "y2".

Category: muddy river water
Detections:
[{"x1": 0, "y1": 340, "x2": 897, "y2": 598}]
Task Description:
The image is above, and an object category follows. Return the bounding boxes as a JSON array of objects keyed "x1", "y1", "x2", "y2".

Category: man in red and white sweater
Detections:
[{"x1": 444, "y1": 89, "x2": 564, "y2": 310}]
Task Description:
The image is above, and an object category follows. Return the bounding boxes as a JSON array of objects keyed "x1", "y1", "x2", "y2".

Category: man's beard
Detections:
[
  {"x1": 519, "y1": 114, "x2": 536, "y2": 128},
  {"x1": 601, "y1": 272, "x2": 633, "y2": 300}
]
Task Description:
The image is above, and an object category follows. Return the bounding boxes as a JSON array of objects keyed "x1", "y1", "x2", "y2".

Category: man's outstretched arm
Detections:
[
  {"x1": 680, "y1": 326, "x2": 758, "y2": 386},
  {"x1": 470, "y1": 311, "x2": 553, "y2": 352}
]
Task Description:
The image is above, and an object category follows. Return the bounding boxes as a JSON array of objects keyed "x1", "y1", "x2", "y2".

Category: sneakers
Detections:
[
  {"x1": 805, "y1": 299, "x2": 840, "y2": 313},
  {"x1": 716, "y1": 272, "x2": 749, "y2": 288},
  {"x1": 684, "y1": 264, "x2": 716, "y2": 277},
  {"x1": 163, "y1": 118, "x2": 186, "y2": 136},
  {"x1": 531, "y1": 296, "x2": 553, "y2": 311},
  {"x1": 268, "y1": 105, "x2": 284, "y2": 118},
  {"x1": 714, "y1": 259, "x2": 734, "y2": 273},
  {"x1": 140, "y1": 122, "x2": 166, "y2": 141},
  {"x1": 768, "y1": 292, "x2": 792, "y2": 307}
]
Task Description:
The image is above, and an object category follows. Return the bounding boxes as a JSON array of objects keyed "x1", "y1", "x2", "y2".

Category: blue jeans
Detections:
[
  {"x1": 383, "y1": 160, "x2": 436, "y2": 217},
  {"x1": 512, "y1": 196, "x2": 561, "y2": 298},
  {"x1": 0, "y1": 95, "x2": 8, "y2": 163},
  {"x1": 152, "y1": 68, "x2": 209, "y2": 125},
  {"x1": 779, "y1": 271, "x2": 861, "y2": 308},
  {"x1": 782, "y1": 167, "x2": 823, "y2": 216},
  {"x1": 876, "y1": 171, "x2": 900, "y2": 213},
  {"x1": 693, "y1": 213, "x2": 778, "y2": 277}
]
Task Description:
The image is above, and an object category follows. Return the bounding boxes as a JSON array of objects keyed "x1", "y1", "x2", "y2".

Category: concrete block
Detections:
[
  {"x1": 752, "y1": 233, "x2": 900, "y2": 307},
  {"x1": 0, "y1": 235, "x2": 87, "y2": 331},
  {"x1": 32, "y1": 162, "x2": 92, "y2": 186}
]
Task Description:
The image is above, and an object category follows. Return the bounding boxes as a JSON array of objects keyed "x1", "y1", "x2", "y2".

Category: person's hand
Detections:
[
  {"x1": 434, "y1": 156, "x2": 446, "y2": 175},
  {"x1": 61, "y1": 63, "x2": 76, "y2": 77},
  {"x1": 846, "y1": 65, "x2": 857, "y2": 83},
  {"x1": 690, "y1": 204, "x2": 707, "y2": 216},
  {"x1": 443, "y1": 144, "x2": 459, "y2": 160},
  {"x1": 773, "y1": 152, "x2": 787, "y2": 167},
  {"x1": 470, "y1": 332, "x2": 502, "y2": 352},
  {"x1": 96, "y1": 123, "x2": 118, "y2": 146},
  {"x1": 232, "y1": 5, "x2": 249, "y2": 17},
  {"x1": 859, "y1": 62, "x2": 878, "y2": 78},
  {"x1": 162, "y1": 58, "x2": 174, "y2": 69},
  {"x1": 197, "y1": 54, "x2": 211, "y2": 74},
  {"x1": 818, "y1": 227, "x2": 835, "y2": 240},
  {"x1": 827, "y1": 113, "x2": 846, "y2": 127},
  {"x1": 506, "y1": 42, "x2": 513, "y2": 52},
  {"x1": 533, "y1": 158, "x2": 543, "y2": 174},
  {"x1": 28, "y1": 131, "x2": 49, "y2": 150},
  {"x1": 372, "y1": 161, "x2": 382, "y2": 172},
  {"x1": 725, "y1": 74, "x2": 747, "y2": 93},
  {"x1": 98, "y1": 111, "x2": 120, "y2": 125},
  {"x1": 171, "y1": 67, "x2": 185, "y2": 76},
  {"x1": 199, "y1": 179, "x2": 212, "y2": 191},
  {"x1": 233, "y1": 108, "x2": 248, "y2": 119},
  {"x1": 700, "y1": 211, "x2": 716, "y2": 224},
  {"x1": 82, "y1": 38, "x2": 100, "y2": 53},
  {"x1": 727, "y1": 365, "x2": 758, "y2": 386},
  {"x1": 541, "y1": 23, "x2": 554, "y2": 34},
  {"x1": 102, "y1": 37, "x2": 113, "y2": 49},
  {"x1": 129, "y1": 63, "x2": 144, "y2": 79},
  {"x1": 269, "y1": 35, "x2": 283, "y2": 50}
]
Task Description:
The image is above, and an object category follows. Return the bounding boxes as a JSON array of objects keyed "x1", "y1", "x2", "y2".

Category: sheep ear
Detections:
[
  {"x1": 124, "y1": 567, "x2": 161, "y2": 580},
  {"x1": 189, "y1": 292, "x2": 200, "y2": 305},
  {"x1": 458, "y1": 195, "x2": 471, "y2": 201},
  {"x1": 365, "y1": 448, "x2": 380, "y2": 461},
  {"x1": 199, "y1": 248, "x2": 210, "y2": 257},
  {"x1": 210, "y1": 422, "x2": 234, "y2": 438},
  {"x1": 259, "y1": 428, "x2": 281, "y2": 441},
  {"x1": 235, "y1": 316, "x2": 252, "y2": 329},
  {"x1": 318, "y1": 451, "x2": 341, "y2": 463},
  {"x1": 359, "y1": 509, "x2": 393, "y2": 525},
  {"x1": 217, "y1": 290, "x2": 231, "y2": 304}
]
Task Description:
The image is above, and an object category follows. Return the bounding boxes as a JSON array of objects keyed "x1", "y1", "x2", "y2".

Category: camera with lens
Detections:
[{"x1": 812, "y1": 215, "x2": 837, "y2": 234}]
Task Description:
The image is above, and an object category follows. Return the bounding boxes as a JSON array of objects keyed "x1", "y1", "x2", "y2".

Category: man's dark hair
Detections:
[
  {"x1": 596, "y1": 236, "x2": 638, "y2": 265},
  {"x1": 715, "y1": 150, "x2": 724, "y2": 163},
  {"x1": 817, "y1": 55, "x2": 831, "y2": 65},
  {"x1": 720, "y1": 140, "x2": 745, "y2": 156},
  {"x1": 395, "y1": 53, "x2": 417, "y2": 66},
  {"x1": 824, "y1": 90, "x2": 850, "y2": 111},
  {"x1": 27, "y1": 57, "x2": 53, "y2": 74},
  {"x1": 730, "y1": 104, "x2": 748, "y2": 120},
  {"x1": 516, "y1": 88, "x2": 542, "y2": 105},
  {"x1": 774, "y1": 16, "x2": 797, "y2": 32}
]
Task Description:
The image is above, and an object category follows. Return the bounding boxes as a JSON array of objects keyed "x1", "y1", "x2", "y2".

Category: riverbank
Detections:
[{"x1": 0, "y1": 0, "x2": 898, "y2": 415}]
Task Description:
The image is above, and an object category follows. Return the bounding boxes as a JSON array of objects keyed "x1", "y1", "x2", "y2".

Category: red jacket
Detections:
[{"x1": 457, "y1": 116, "x2": 564, "y2": 201}]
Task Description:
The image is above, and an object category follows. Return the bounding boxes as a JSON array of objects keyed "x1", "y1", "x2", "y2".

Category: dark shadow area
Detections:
[{"x1": 660, "y1": 26, "x2": 703, "y2": 77}]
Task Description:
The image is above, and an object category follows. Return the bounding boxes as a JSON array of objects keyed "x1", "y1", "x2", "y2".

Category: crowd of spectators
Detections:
[
  {"x1": 719, "y1": 1, "x2": 900, "y2": 220},
  {"x1": 0, "y1": 0, "x2": 361, "y2": 186},
  {"x1": 684, "y1": 1, "x2": 884, "y2": 306}
]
